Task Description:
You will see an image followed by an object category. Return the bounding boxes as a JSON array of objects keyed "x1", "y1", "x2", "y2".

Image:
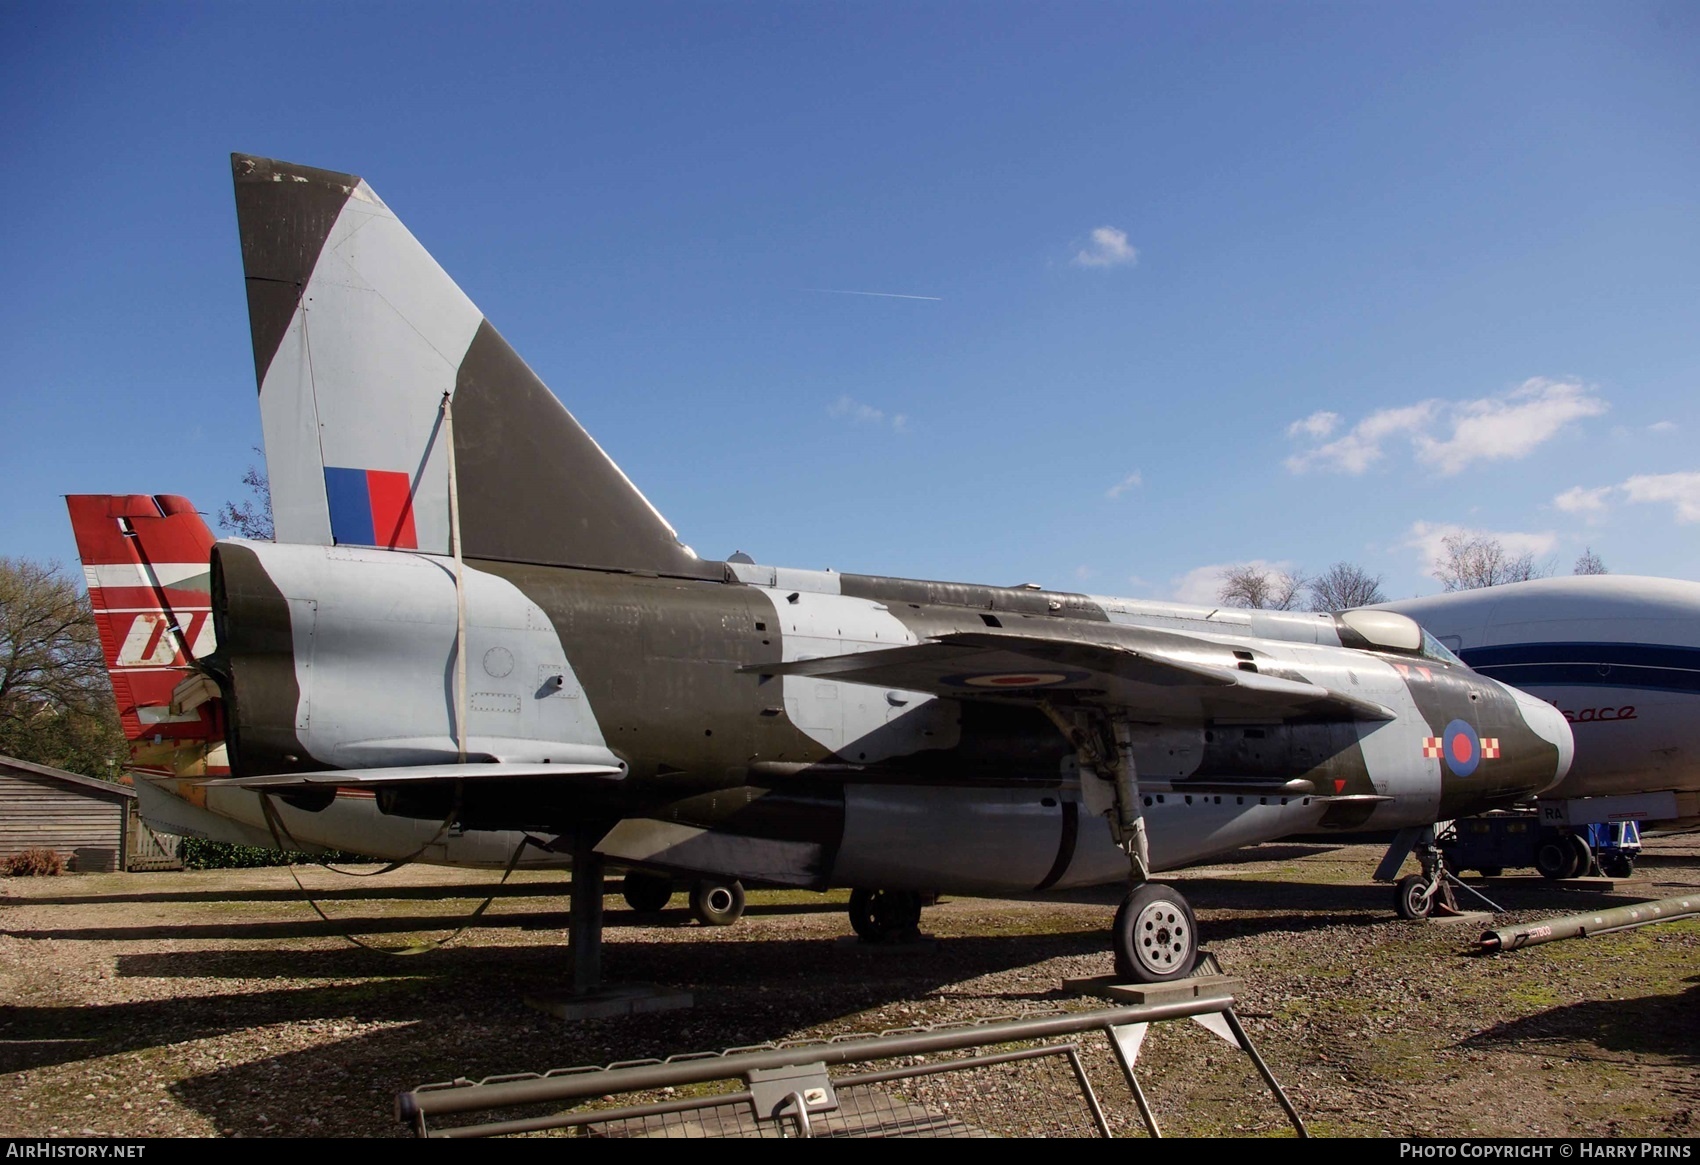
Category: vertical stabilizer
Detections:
[
  {"x1": 64, "y1": 495, "x2": 227, "y2": 776},
  {"x1": 231, "y1": 153, "x2": 713, "y2": 577}
]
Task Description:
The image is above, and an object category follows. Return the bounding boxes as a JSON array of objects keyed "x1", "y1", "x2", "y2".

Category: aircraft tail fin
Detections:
[
  {"x1": 63, "y1": 494, "x2": 227, "y2": 777},
  {"x1": 230, "y1": 153, "x2": 712, "y2": 577}
]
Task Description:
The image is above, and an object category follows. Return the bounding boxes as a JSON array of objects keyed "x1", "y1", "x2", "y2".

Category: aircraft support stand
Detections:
[
  {"x1": 525, "y1": 825, "x2": 694, "y2": 1021},
  {"x1": 570, "y1": 828, "x2": 606, "y2": 993}
]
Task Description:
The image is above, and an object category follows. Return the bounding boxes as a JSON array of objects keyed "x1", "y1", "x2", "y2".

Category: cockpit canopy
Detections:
[{"x1": 1336, "y1": 608, "x2": 1464, "y2": 665}]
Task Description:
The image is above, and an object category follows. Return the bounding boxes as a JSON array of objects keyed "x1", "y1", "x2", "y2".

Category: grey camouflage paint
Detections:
[{"x1": 200, "y1": 154, "x2": 1574, "y2": 895}]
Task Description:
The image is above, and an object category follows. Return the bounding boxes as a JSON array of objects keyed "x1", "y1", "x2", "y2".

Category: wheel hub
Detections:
[{"x1": 1134, "y1": 901, "x2": 1189, "y2": 973}]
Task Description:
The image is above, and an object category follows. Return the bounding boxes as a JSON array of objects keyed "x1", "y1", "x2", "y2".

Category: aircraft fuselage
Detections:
[{"x1": 204, "y1": 540, "x2": 1569, "y2": 894}]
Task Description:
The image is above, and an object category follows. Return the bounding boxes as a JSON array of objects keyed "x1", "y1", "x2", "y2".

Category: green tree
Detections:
[
  {"x1": 0, "y1": 558, "x2": 124, "y2": 777},
  {"x1": 217, "y1": 446, "x2": 274, "y2": 540}
]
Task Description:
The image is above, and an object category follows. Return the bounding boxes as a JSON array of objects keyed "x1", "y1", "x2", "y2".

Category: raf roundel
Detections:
[
  {"x1": 942, "y1": 671, "x2": 1089, "y2": 690},
  {"x1": 1441, "y1": 719, "x2": 1481, "y2": 778}
]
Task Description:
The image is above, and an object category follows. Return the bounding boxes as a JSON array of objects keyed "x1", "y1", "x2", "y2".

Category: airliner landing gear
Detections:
[
  {"x1": 848, "y1": 888, "x2": 925, "y2": 943},
  {"x1": 689, "y1": 878, "x2": 745, "y2": 926}
]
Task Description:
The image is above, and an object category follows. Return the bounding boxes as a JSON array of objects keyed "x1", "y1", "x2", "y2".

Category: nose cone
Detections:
[{"x1": 1508, "y1": 684, "x2": 1574, "y2": 795}]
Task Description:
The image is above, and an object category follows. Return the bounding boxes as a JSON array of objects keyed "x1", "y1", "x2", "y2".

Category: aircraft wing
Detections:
[
  {"x1": 740, "y1": 631, "x2": 1393, "y2": 724},
  {"x1": 198, "y1": 762, "x2": 625, "y2": 790}
]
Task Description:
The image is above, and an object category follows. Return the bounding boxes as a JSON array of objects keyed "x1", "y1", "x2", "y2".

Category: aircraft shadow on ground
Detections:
[
  {"x1": 1458, "y1": 978, "x2": 1700, "y2": 1065},
  {"x1": 11, "y1": 881, "x2": 574, "y2": 908},
  {"x1": 1167, "y1": 876, "x2": 1663, "y2": 943},
  {"x1": 1, "y1": 900, "x2": 843, "y2": 944},
  {"x1": 1627, "y1": 851, "x2": 1700, "y2": 870},
  {"x1": 1, "y1": 928, "x2": 1108, "y2": 1081},
  {"x1": 8, "y1": 878, "x2": 844, "y2": 910},
  {"x1": 157, "y1": 928, "x2": 1120, "y2": 1138}
]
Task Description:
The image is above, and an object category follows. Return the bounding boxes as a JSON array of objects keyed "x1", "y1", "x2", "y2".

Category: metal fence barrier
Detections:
[{"x1": 398, "y1": 976, "x2": 1307, "y2": 1139}]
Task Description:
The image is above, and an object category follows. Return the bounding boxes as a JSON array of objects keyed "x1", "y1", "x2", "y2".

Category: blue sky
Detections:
[{"x1": 3, "y1": 2, "x2": 1696, "y2": 601}]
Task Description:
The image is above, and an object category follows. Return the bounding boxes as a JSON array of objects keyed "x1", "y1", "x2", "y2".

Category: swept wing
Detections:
[{"x1": 740, "y1": 630, "x2": 1394, "y2": 725}]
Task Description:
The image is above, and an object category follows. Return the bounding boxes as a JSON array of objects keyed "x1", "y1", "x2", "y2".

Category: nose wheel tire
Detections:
[
  {"x1": 1394, "y1": 874, "x2": 1435, "y2": 920},
  {"x1": 848, "y1": 888, "x2": 926, "y2": 943},
  {"x1": 689, "y1": 879, "x2": 745, "y2": 926},
  {"x1": 1112, "y1": 883, "x2": 1198, "y2": 983},
  {"x1": 621, "y1": 872, "x2": 675, "y2": 914}
]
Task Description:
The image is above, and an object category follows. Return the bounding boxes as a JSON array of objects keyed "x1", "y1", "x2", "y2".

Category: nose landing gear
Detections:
[{"x1": 1391, "y1": 828, "x2": 1503, "y2": 920}]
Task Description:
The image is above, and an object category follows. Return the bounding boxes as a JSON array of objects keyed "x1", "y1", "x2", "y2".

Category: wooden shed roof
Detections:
[{"x1": 0, "y1": 755, "x2": 135, "y2": 801}]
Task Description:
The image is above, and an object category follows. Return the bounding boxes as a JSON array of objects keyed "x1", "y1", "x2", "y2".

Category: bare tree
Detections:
[
  {"x1": 1306, "y1": 562, "x2": 1387, "y2": 611},
  {"x1": 0, "y1": 558, "x2": 124, "y2": 777},
  {"x1": 1218, "y1": 564, "x2": 1308, "y2": 610},
  {"x1": 1434, "y1": 533, "x2": 1551, "y2": 591},
  {"x1": 218, "y1": 446, "x2": 274, "y2": 540},
  {"x1": 1573, "y1": 547, "x2": 1608, "y2": 575}
]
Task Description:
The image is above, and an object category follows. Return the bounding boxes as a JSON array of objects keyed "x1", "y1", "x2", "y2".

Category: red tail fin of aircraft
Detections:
[{"x1": 64, "y1": 494, "x2": 228, "y2": 777}]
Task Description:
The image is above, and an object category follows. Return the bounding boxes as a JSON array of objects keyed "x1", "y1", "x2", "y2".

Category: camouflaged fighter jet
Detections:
[{"x1": 85, "y1": 154, "x2": 1577, "y2": 986}]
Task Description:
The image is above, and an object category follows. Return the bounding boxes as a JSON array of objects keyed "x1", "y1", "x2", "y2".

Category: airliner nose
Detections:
[{"x1": 1509, "y1": 684, "x2": 1573, "y2": 794}]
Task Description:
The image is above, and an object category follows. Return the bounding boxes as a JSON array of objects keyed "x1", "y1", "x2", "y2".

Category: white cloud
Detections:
[
  {"x1": 1621, "y1": 471, "x2": 1700, "y2": 523},
  {"x1": 1649, "y1": 420, "x2": 1677, "y2": 433},
  {"x1": 1553, "y1": 485, "x2": 1612, "y2": 516},
  {"x1": 1167, "y1": 559, "x2": 1295, "y2": 606},
  {"x1": 1105, "y1": 470, "x2": 1143, "y2": 499},
  {"x1": 1401, "y1": 521, "x2": 1557, "y2": 576},
  {"x1": 1545, "y1": 471, "x2": 1700, "y2": 525},
  {"x1": 1073, "y1": 564, "x2": 1095, "y2": 581},
  {"x1": 1286, "y1": 411, "x2": 1340, "y2": 440},
  {"x1": 1168, "y1": 565, "x2": 1233, "y2": 606},
  {"x1": 1073, "y1": 226, "x2": 1138, "y2": 268},
  {"x1": 1284, "y1": 402, "x2": 1440, "y2": 474},
  {"x1": 829, "y1": 395, "x2": 909, "y2": 433},
  {"x1": 1412, "y1": 378, "x2": 1607, "y2": 474},
  {"x1": 1285, "y1": 378, "x2": 1606, "y2": 476}
]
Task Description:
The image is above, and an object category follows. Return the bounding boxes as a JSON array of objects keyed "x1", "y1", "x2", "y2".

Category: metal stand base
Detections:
[
  {"x1": 1064, "y1": 973, "x2": 1242, "y2": 1005},
  {"x1": 1425, "y1": 909, "x2": 1493, "y2": 927},
  {"x1": 525, "y1": 984, "x2": 694, "y2": 1021},
  {"x1": 527, "y1": 825, "x2": 695, "y2": 1020},
  {"x1": 1061, "y1": 965, "x2": 1305, "y2": 1138}
]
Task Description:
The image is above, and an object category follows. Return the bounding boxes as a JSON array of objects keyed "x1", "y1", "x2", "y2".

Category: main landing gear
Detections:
[
  {"x1": 620, "y1": 872, "x2": 746, "y2": 926},
  {"x1": 1113, "y1": 882, "x2": 1198, "y2": 982},
  {"x1": 1042, "y1": 705, "x2": 1200, "y2": 984},
  {"x1": 689, "y1": 878, "x2": 745, "y2": 927},
  {"x1": 847, "y1": 888, "x2": 925, "y2": 943}
]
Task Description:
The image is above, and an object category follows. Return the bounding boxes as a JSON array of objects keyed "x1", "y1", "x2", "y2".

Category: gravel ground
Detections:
[{"x1": 1, "y1": 836, "x2": 1696, "y2": 1138}]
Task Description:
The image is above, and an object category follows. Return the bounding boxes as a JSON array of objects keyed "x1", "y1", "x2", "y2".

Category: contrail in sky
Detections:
[{"x1": 810, "y1": 288, "x2": 943, "y2": 301}]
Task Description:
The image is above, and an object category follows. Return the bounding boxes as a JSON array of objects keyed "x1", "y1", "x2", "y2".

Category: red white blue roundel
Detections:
[
  {"x1": 942, "y1": 670, "x2": 1089, "y2": 690},
  {"x1": 1442, "y1": 719, "x2": 1481, "y2": 777}
]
